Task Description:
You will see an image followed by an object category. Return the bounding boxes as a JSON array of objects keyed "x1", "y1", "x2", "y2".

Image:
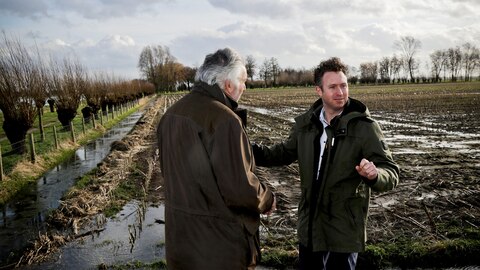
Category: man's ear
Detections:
[
  {"x1": 315, "y1": 85, "x2": 322, "y2": 97},
  {"x1": 224, "y1": 79, "x2": 232, "y2": 95}
]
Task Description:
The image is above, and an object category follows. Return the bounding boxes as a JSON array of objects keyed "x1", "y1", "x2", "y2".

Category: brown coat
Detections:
[{"x1": 157, "y1": 82, "x2": 274, "y2": 269}]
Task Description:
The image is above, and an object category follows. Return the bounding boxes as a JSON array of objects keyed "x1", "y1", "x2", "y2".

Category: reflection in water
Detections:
[
  {"x1": 29, "y1": 202, "x2": 165, "y2": 269},
  {"x1": 1, "y1": 206, "x2": 6, "y2": 228},
  {"x1": 0, "y1": 112, "x2": 143, "y2": 266}
]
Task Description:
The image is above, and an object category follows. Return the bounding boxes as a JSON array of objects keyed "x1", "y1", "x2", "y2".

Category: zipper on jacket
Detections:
[
  {"x1": 307, "y1": 126, "x2": 334, "y2": 248},
  {"x1": 320, "y1": 127, "x2": 334, "y2": 221}
]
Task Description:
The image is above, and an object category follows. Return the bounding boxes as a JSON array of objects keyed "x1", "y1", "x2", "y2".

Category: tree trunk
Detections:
[
  {"x1": 57, "y1": 108, "x2": 77, "y2": 130},
  {"x1": 81, "y1": 106, "x2": 93, "y2": 124},
  {"x1": 2, "y1": 119, "x2": 29, "y2": 154},
  {"x1": 37, "y1": 106, "x2": 45, "y2": 141},
  {"x1": 101, "y1": 102, "x2": 108, "y2": 115},
  {"x1": 47, "y1": 99, "x2": 55, "y2": 112}
]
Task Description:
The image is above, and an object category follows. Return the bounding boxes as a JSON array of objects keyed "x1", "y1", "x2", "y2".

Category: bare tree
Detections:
[
  {"x1": 378, "y1": 57, "x2": 391, "y2": 83},
  {"x1": 359, "y1": 62, "x2": 378, "y2": 84},
  {"x1": 158, "y1": 61, "x2": 184, "y2": 92},
  {"x1": 136, "y1": 80, "x2": 155, "y2": 97},
  {"x1": 270, "y1": 57, "x2": 281, "y2": 87},
  {"x1": 138, "y1": 45, "x2": 158, "y2": 90},
  {"x1": 430, "y1": 50, "x2": 446, "y2": 82},
  {"x1": 245, "y1": 55, "x2": 256, "y2": 83},
  {"x1": 259, "y1": 58, "x2": 272, "y2": 87},
  {"x1": 48, "y1": 57, "x2": 86, "y2": 129},
  {"x1": 182, "y1": 66, "x2": 196, "y2": 90},
  {"x1": 278, "y1": 68, "x2": 295, "y2": 87},
  {"x1": 32, "y1": 55, "x2": 50, "y2": 141},
  {"x1": 394, "y1": 36, "x2": 422, "y2": 82},
  {"x1": 389, "y1": 55, "x2": 403, "y2": 83},
  {"x1": 0, "y1": 32, "x2": 42, "y2": 154},
  {"x1": 446, "y1": 46, "x2": 462, "y2": 82},
  {"x1": 85, "y1": 72, "x2": 109, "y2": 119},
  {"x1": 138, "y1": 45, "x2": 180, "y2": 92},
  {"x1": 462, "y1": 43, "x2": 480, "y2": 81}
]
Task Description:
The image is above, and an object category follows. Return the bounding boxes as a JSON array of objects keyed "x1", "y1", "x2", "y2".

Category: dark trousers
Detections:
[{"x1": 298, "y1": 244, "x2": 358, "y2": 270}]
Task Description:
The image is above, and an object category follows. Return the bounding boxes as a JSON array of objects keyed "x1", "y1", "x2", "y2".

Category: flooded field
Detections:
[
  {"x1": 10, "y1": 82, "x2": 480, "y2": 269},
  {"x1": 24, "y1": 201, "x2": 165, "y2": 270},
  {"x1": 241, "y1": 82, "x2": 480, "y2": 268},
  {"x1": 0, "y1": 112, "x2": 144, "y2": 267}
]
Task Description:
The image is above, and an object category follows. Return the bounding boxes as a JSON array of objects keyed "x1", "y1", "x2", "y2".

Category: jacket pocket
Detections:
[{"x1": 345, "y1": 196, "x2": 366, "y2": 228}]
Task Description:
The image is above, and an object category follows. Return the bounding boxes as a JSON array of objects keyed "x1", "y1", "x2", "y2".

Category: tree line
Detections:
[
  {"x1": 0, "y1": 33, "x2": 155, "y2": 155},
  {"x1": 356, "y1": 36, "x2": 479, "y2": 84},
  {"x1": 139, "y1": 36, "x2": 479, "y2": 91}
]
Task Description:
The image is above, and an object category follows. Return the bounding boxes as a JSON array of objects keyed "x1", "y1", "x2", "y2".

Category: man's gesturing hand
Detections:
[{"x1": 355, "y1": 158, "x2": 378, "y2": 181}]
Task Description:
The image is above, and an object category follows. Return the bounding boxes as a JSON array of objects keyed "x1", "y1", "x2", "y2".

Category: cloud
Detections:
[
  {"x1": 38, "y1": 34, "x2": 141, "y2": 78},
  {"x1": 0, "y1": 0, "x2": 172, "y2": 20},
  {"x1": 2, "y1": 0, "x2": 477, "y2": 80},
  {"x1": 207, "y1": 0, "x2": 297, "y2": 19},
  {"x1": 77, "y1": 35, "x2": 140, "y2": 77},
  {"x1": 170, "y1": 21, "x2": 325, "y2": 70},
  {"x1": 0, "y1": 0, "x2": 49, "y2": 19},
  {"x1": 97, "y1": 35, "x2": 135, "y2": 48}
]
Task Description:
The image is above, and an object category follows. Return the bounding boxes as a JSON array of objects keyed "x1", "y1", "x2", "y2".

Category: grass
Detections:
[
  {"x1": 247, "y1": 80, "x2": 480, "y2": 93},
  {"x1": 360, "y1": 236, "x2": 480, "y2": 269},
  {"x1": 98, "y1": 259, "x2": 167, "y2": 269},
  {"x1": 103, "y1": 175, "x2": 144, "y2": 217},
  {"x1": 259, "y1": 228, "x2": 480, "y2": 270}
]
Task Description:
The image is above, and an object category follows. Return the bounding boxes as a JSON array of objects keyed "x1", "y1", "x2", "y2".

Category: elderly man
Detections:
[{"x1": 157, "y1": 47, "x2": 276, "y2": 269}]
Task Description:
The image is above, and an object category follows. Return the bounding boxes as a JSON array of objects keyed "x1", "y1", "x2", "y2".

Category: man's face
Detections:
[
  {"x1": 225, "y1": 67, "x2": 247, "y2": 102},
  {"x1": 316, "y1": 71, "x2": 349, "y2": 112}
]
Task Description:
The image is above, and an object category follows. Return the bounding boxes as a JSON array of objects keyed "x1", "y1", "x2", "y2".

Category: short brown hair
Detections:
[{"x1": 314, "y1": 57, "x2": 348, "y2": 86}]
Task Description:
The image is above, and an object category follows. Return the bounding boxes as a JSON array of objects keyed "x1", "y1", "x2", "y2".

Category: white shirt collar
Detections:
[
  {"x1": 319, "y1": 108, "x2": 329, "y2": 127},
  {"x1": 319, "y1": 107, "x2": 342, "y2": 127}
]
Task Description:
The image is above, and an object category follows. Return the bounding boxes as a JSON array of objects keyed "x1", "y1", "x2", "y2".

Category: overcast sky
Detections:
[{"x1": 1, "y1": 0, "x2": 478, "y2": 79}]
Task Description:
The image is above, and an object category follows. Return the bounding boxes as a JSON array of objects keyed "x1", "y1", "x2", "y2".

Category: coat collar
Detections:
[
  {"x1": 192, "y1": 81, "x2": 238, "y2": 110},
  {"x1": 295, "y1": 97, "x2": 370, "y2": 134},
  {"x1": 192, "y1": 81, "x2": 247, "y2": 127}
]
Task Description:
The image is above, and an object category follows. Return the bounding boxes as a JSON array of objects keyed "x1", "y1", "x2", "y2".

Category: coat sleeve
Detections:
[
  {"x1": 252, "y1": 124, "x2": 298, "y2": 167},
  {"x1": 210, "y1": 117, "x2": 274, "y2": 215},
  {"x1": 362, "y1": 120, "x2": 400, "y2": 192}
]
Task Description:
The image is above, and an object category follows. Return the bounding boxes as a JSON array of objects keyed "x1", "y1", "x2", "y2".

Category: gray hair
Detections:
[{"x1": 195, "y1": 47, "x2": 245, "y2": 90}]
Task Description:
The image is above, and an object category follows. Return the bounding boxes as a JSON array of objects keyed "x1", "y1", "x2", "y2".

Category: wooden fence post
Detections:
[
  {"x1": 92, "y1": 115, "x2": 96, "y2": 129},
  {"x1": 0, "y1": 145, "x2": 3, "y2": 181},
  {"x1": 53, "y1": 126, "x2": 59, "y2": 149},
  {"x1": 70, "y1": 121, "x2": 76, "y2": 143},
  {"x1": 29, "y1": 133, "x2": 36, "y2": 163},
  {"x1": 39, "y1": 110, "x2": 45, "y2": 142},
  {"x1": 100, "y1": 113, "x2": 104, "y2": 126},
  {"x1": 82, "y1": 117, "x2": 86, "y2": 135},
  {"x1": 164, "y1": 97, "x2": 168, "y2": 113}
]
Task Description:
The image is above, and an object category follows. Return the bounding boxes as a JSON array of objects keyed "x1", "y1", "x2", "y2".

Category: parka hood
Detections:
[{"x1": 295, "y1": 97, "x2": 373, "y2": 137}]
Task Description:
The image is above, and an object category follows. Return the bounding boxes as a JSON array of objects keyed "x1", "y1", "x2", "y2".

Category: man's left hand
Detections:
[{"x1": 355, "y1": 158, "x2": 378, "y2": 181}]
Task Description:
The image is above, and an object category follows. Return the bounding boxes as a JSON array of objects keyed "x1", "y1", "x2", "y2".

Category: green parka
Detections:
[{"x1": 253, "y1": 97, "x2": 399, "y2": 253}]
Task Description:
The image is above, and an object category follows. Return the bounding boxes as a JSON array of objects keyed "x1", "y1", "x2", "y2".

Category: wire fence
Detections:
[{"x1": 0, "y1": 100, "x2": 140, "y2": 181}]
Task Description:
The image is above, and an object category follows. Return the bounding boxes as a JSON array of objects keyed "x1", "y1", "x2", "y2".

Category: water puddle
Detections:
[
  {"x1": 26, "y1": 201, "x2": 165, "y2": 269},
  {"x1": 0, "y1": 112, "x2": 143, "y2": 265},
  {"x1": 241, "y1": 105, "x2": 302, "y2": 123},
  {"x1": 242, "y1": 105, "x2": 480, "y2": 157}
]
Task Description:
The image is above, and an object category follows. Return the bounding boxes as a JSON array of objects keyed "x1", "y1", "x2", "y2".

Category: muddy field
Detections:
[
  {"x1": 239, "y1": 83, "x2": 480, "y2": 268},
  {"x1": 14, "y1": 82, "x2": 480, "y2": 269}
]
